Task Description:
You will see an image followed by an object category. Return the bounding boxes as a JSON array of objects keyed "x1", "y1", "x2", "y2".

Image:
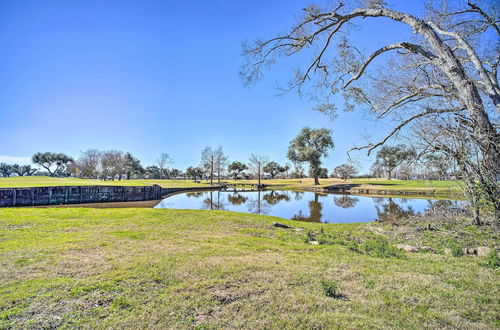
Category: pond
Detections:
[{"x1": 153, "y1": 190, "x2": 464, "y2": 223}]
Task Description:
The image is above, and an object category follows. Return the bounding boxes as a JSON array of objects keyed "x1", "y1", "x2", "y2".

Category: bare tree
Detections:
[
  {"x1": 248, "y1": 154, "x2": 269, "y2": 186},
  {"x1": 242, "y1": 1, "x2": 499, "y2": 224},
  {"x1": 214, "y1": 147, "x2": 228, "y2": 184},
  {"x1": 77, "y1": 149, "x2": 101, "y2": 179},
  {"x1": 200, "y1": 146, "x2": 220, "y2": 185},
  {"x1": 100, "y1": 151, "x2": 124, "y2": 180},
  {"x1": 156, "y1": 153, "x2": 173, "y2": 179}
]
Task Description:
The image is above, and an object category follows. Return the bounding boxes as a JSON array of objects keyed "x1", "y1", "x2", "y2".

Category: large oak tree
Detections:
[
  {"x1": 243, "y1": 0, "x2": 499, "y2": 224},
  {"x1": 287, "y1": 127, "x2": 334, "y2": 185}
]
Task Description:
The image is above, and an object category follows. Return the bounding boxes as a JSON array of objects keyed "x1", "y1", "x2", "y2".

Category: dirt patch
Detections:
[{"x1": 56, "y1": 247, "x2": 112, "y2": 277}]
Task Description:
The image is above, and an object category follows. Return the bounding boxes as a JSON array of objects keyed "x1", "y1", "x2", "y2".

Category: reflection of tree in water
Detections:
[
  {"x1": 185, "y1": 192, "x2": 205, "y2": 198},
  {"x1": 155, "y1": 200, "x2": 169, "y2": 208},
  {"x1": 262, "y1": 190, "x2": 290, "y2": 205},
  {"x1": 292, "y1": 191, "x2": 304, "y2": 201},
  {"x1": 201, "y1": 191, "x2": 226, "y2": 210},
  {"x1": 292, "y1": 193, "x2": 323, "y2": 222},
  {"x1": 426, "y1": 199, "x2": 456, "y2": 211},
  {"x1": 333, "y1": 195, "x2": 359, "y2": 209},
  {"x1": 428, "y1": 199, "x2": 454, "y2": 208},
  {"x1": 374, "y1": 197, "x2": 415, "y2": 222},
  {"x1": 227, "y1": 192, "x2": 248, "y2": 206},
  {"x1": 247, "y1": 190, "x2": 271, "y2": 215}
]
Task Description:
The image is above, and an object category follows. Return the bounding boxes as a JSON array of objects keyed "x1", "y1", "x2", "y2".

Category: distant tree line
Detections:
[{"x1": 1, "y1": 132, "x2": 454, "y2": 183}]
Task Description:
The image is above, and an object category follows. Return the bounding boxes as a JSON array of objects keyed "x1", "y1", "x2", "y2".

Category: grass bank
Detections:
[
  {"x1": 0, "y1": 208, "x2": 498, "y2": 328},
  {"x1": 0, "y1": 176, "x2": 214, "y2": 188},
  {"x1": 0, "y1": 177, "x2": 465, "y2": 201},
  {"x1": 224, "y1": 178, "x2": 462, "y2": 198}
]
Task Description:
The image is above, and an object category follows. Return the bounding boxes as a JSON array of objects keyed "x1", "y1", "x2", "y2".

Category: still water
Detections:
[{"x1": 154, "y1": 190, "x2": 462, "y2": 223}]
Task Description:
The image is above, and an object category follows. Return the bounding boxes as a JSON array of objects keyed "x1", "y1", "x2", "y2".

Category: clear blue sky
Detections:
[{"x1": 0, "y1": 0, "x2": 422, "y2": 173}]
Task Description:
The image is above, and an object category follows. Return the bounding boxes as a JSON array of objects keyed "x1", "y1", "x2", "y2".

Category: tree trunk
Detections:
[
  {"x1": 210, "y1": 165, "x2": 213, "y2": 185},
  {"x1": 314, "y1": 175, "x2": 320, "y2": 185},
  {"x1": 471, "y1": 203, "x2": 481, "y2": 226}
]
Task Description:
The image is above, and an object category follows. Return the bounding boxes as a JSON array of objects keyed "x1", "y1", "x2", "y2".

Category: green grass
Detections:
[
  {"x1": 0, "y1": 177, "x2": 463, "y2": 199},
  {"x1": 0, "y1": 176, "x2": 215, "y2": 188},
  {"x1": 223, "y1": 177, "x2": 460, "y2": 190},
  {"x1": 350, "y1": 178, "x2": 461, "y2": 191},
  {"x1": 0, "y1": 208, "x2": 498, "y2": 328},
  {"x1": 222, "y1": 178, "x2": 463, "y2": 199}
]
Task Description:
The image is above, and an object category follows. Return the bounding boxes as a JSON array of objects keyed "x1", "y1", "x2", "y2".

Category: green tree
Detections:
[
  {"x1": 11, "y1": 164, "x2": 37, "y2": 176},
  {"x1": 227, "y1": 161, "x2": 248, "y2": 180},
  {"x1": 123, "y1": 152, "x2": 144, "y2": 179},
  {"x1": 287, "y1": 127, "x2": 334, "y2": 185},
  {"x1": 332, "y1": 164, "x2": 358, "y2": 181},
  {"x1": 263, "y1": 161, "x2": 288, "y2": 179},
  {"x1": 186, "y1": 166, "x2": 204, "y2": 182},
  {"x1": 0, "y1": 163, "x2": 13, "y2": 177},
  {"x1": 145, "y1": 165, "x2": 161, "y2": 179},
  {"x1": 32, "y1": 152, "x2": 74, "y2": 177},
  {"x1": 168, "y1": 168, "x2": 183, "y2": 178},
  {"x1": 375, "y1": 145, "x2": 416, "y2": 180}
]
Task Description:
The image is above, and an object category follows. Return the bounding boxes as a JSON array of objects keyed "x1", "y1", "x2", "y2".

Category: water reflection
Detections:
[
  {"x1": 374, "y1": 197, "x2": 415, "y2": 222},
  {"x1": 227, "y1": 192, "x2": 248, "y2": 205},
  {"x1": 201, "y1": 191, "x2": 226, "y2": 210},
  {"x1": 154, "y1": 190, "x2": 464, "y2": 224},
  {"x1": 292, "y1": 193, "x2": 323, "y2": 222},
  {"x1": 263, "y1": 191, "x2": 290, "y2": 205},
  {"x1": 292, "y1": 191, "x2": 304, "y2": 201},
  {"x1": 333, "y1": 195, "x2": 359, "y2": 209},
  {"x1": 247, "y1": 190, "x2": 271, "y2": 214},
  {"x1": 185, "y1": 192, "x2": 205, "y2": 198}
]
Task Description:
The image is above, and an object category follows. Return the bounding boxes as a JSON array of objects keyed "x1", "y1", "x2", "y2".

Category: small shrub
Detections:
[
  {"x1": 483, "y1": 251, "x2": 499, "y2": 269},
  {"x1": 346, "y1": 240, "x2": 361, "y2": 253},
  {"x1": 449, "y1": 242, "x2": 464, "y2": 257},
  {"x1": 321, "y1": 280, "x2": 342, "y2": 299},
  {"x1": 112, "y1": 296, "x2": 132, "y2": 309},
  {"x1": 362, "y1": 239, "x2": 403, "y2": 258},
  {"x1": 306, "y1": 230, "x2": 316, "y2": 242}
]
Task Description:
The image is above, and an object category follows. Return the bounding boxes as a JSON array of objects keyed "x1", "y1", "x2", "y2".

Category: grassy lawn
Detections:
[
  {"x1": 0, "y1": 208, "x2": 498, "y2": 328},
  {"x1": 223, "y1": 178, "x2": 462, "y2": 196},
  {"x1": 349, "y1": 178, "x2": 461, "y2": 190},
  {"x1": 0, "y1": 177, "x2": 462, "y2": 196},
  {"x1": 0, "y1": 176, "x2": 214, "y2": 188}
]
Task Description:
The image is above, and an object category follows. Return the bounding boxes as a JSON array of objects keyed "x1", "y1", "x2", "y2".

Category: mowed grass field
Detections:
[
  {"x1": 0, "y1": 208, "x2": 498, "y2": 328},
  {"x1": 0, "y1": 176, "x2": 461, "y2": 193},
  {"x1": 0, "y1": 176, "x2": 213, "y2": 188},
  {"x1": 223, "y1": 177, "x2": 462, "y2": 195}
]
